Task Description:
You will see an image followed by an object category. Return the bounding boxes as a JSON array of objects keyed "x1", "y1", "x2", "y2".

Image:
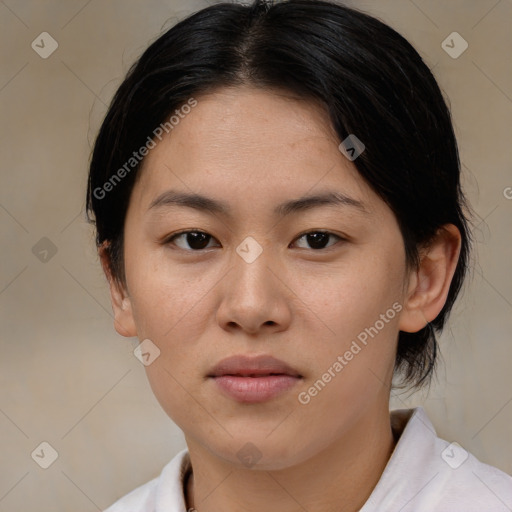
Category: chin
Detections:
[{"x1": 208, "y1": 433, "x2": 315, "y2": 471}]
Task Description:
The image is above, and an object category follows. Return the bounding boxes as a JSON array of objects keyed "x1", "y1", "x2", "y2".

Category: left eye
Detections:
[{"x1": 292, "y1": 231, "x2": 342, "y2": 250}]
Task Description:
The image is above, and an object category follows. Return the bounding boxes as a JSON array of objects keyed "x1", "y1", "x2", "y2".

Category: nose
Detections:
[{"x1": 215, "y1": 238, "x2": 292, "y2": 336}]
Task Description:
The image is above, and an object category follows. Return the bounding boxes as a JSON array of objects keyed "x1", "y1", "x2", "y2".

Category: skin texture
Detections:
[{"x1": 101, "y1": 86, "x2": 461, "y2": 512}]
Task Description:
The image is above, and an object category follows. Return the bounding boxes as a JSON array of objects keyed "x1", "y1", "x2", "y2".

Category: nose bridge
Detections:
[
  {"x1": 231, "y1": 234, "x2": 273, "y2": 296},
  {"x1": 216, "y1": 233, "x2": 290, "y2": 333},
  {"x1": 235, "y1": 235, "x2": 266, "y2": 267}
]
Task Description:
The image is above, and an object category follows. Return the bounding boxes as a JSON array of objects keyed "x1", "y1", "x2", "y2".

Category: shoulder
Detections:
[
  {"x1": 429, "y1": 440, "x2": 512, "y2": 511},
  {"x1": 361, "y1": 407, "x2": 512, "y2": 512},
  {"x1": 103, "y1": 448, "x2": 190, "y2": 512}
]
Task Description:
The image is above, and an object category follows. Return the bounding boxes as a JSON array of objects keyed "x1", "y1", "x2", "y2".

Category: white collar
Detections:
[{"x1": 147, "y1": 406, "x2": 512, "y2": 511}]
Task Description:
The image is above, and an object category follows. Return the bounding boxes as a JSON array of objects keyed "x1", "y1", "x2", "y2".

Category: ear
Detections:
[
  {"x1": 99, "y1": 241, "x2": 137, "y2": 338},
  {"x1": 399, "y1": 224, "x2": 462, "y2": 333}
]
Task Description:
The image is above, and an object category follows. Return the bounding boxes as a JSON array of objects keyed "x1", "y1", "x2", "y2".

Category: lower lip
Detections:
[{"x1": 211, "y1": 375, "x2": 301, "y2": 403}]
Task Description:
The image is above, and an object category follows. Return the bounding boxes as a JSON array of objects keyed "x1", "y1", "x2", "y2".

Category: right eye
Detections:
[{"x1": 165, "y1": 230, "x2": 220, "y2": 251}]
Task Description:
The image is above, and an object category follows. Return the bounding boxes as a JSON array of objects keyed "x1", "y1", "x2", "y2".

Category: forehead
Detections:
[
  {"x1": 131, "y1": 86, "x2": 378, "y2": 215},
  {"x1": 186, "y1": 86, "x2": 336, "y2": 142}
]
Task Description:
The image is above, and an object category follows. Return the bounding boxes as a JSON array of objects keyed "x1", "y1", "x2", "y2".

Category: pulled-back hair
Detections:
[{"x1": 87, "y1": 0, "x2": 472, "y2": 389}]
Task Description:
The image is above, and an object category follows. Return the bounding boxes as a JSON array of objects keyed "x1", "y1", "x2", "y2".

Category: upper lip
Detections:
[{"x1": 208, "y1": 354, "x2": 302, "y2": 378}]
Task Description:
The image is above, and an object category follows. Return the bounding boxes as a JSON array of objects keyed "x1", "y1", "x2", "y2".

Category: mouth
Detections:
[
  {"x1": 220, "y1": 372, "x2": 293, "y2": 377},
  {"x1": 207, "y1": 354, "x2": 302, "y2": 378},
  {"x1": 207, "y1": 354, "x2": 303, "y2": 403}
]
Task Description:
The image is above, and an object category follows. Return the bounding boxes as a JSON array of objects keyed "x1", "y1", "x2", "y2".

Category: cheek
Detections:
[
  {"x1": 293, "y1": 266, "x2": 401, "y2": 444},
  {"x1": 295, "y1": 248, "x2": 404, "y2": 342},
  {"x1": 143, "y1": 360, "x2": 209, "y2": 436},
  {"x1": 124, "y1": 248, "x2": 218, "y2": 404},
  {"x1": 291, "y1": 248, "x2": 403, "y2": 398},
  {"x1": 125, "y1": 244, "x2": 218, "y2": 340}
]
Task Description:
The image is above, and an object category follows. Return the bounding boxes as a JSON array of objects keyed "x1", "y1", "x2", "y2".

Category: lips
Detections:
[
  {"x1": 207, "y1": 354, "x2": 303, "y2": 403},
  {"x1": 207, "y1": 354, "x2": 302, "y2": 378}
]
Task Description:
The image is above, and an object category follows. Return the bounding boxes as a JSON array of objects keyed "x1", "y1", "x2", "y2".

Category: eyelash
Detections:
[{"x1": 163, "y1": 229, "x2": 345, "y2": 252}]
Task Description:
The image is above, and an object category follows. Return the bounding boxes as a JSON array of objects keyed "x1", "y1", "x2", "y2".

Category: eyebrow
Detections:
[{"x1": 148, "y1": 189, "x2": 369, "y2": 217}]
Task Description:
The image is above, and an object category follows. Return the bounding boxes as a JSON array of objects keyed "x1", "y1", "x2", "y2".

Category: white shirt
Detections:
[{"x1": 104, "y1": 407, "x2": 512, "y2": 511}]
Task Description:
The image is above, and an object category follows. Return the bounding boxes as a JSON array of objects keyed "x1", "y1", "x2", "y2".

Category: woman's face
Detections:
[{"x1": 116, "y1": 86, "x2": 412, "y2": 469}]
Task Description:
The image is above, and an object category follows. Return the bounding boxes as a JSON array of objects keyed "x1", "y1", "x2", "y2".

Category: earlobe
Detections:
[
  {"x1": 98, "y1": 242, "x2": 138, "y2": 338},
  {"x1": 398, "y1": 224, "x2": 461, "y2": 333}
]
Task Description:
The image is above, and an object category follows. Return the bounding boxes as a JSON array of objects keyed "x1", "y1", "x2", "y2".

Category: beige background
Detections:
[{"x1": 0, "y1": 1, "x2": 511, "y2": 510}]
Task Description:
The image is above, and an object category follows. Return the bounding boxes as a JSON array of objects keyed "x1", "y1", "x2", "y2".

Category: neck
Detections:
[{"x1": 185, "y1": 402, "x2": 396, "y2": 512}]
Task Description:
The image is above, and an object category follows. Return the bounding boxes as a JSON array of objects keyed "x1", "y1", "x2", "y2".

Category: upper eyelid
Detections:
[
  {"x1": 294, "y1": 229, "x2": 343, "y2": 239},
  {"x1": 168, "y1": 229, "x2": 341, "y2": 239},
  {"x1": 166, "y1": 229, "x2": 344, "y2": 247},
  {"x1": 164, "y1": 229, "x2": 218, "y2": 247}
]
